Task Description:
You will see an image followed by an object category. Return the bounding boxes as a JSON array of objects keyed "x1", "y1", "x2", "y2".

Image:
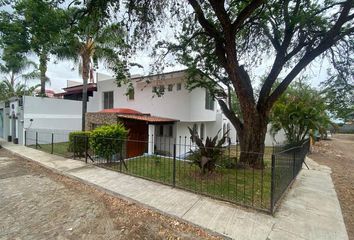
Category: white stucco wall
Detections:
[
  {"x1": 23, "y1": 96, "x2": 83, "y2": 132},
  {"x1": 91, "y1": 72, "x2": 217, "y2": 122}
]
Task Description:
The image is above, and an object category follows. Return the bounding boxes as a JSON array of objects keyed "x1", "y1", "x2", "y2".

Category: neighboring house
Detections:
[
  {"x1": 0, "y1": 95, "x2": 97, "y2": 145},
  {"x1": 54, "y1": 82, "x2": 97, "y2": 101}
]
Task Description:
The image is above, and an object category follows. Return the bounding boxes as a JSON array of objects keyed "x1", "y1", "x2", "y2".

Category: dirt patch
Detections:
[
  {"x1": 0, "y1": 148, "x2": 223, "y2": 240},
  {"x1": 309, "y1": 134, "x2": 354, "y2": 240}
]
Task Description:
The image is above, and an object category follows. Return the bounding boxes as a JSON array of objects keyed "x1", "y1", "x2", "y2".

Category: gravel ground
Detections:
[
  {"x1": 309, "y1": 134, "x2": 354, "y2": 240},
  {"x1": 0, "y1": 148, "x2": 223, "y2": 240}
]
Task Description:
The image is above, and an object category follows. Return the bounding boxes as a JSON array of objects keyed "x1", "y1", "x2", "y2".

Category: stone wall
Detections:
[{"x1": 85, "y1": 112, "x2": 120, "y2": 130}]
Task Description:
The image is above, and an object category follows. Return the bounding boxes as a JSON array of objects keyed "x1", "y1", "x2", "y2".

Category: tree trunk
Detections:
[
  {"x1": 10, "y1": 72, "x2": 15, "y2": 87},
  {"x1": 81, "y1": 54, "x2": 90, "y2": 131},
  {"x1": 238, "y1": 112, "x2": 268, "y2": 168},
  {"x1": 39, "y1": 52, "x2": 48, "y2": 96}
]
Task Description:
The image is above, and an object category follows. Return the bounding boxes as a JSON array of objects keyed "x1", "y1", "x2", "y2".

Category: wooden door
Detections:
[{"x1": 122, "y1": 120, "x2": 148, "y2": 158}]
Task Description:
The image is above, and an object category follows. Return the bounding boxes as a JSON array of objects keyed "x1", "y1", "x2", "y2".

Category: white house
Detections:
[
  {"x1": 0, "y1": 69, "x2": 285, "y2": 157},
  {"x1": 85, "y1": 70, "x2": 285, "y2": 157}
]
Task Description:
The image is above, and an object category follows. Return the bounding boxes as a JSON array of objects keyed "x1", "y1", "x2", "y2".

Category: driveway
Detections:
[
  {"x1": 0, "y1": 149, "x2": 221, "y2": 240},
  {"x1": 309, "y1": 134, "x2": 354, "y2": 240}
]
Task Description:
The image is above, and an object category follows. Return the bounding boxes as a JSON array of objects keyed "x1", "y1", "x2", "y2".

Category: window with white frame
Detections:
[
  {"x1": 159, "y1": 85, "x2": 165, "y2": 93},
  {"x1": 103, "y1": 91, "x2": 113, "y2": 109},
  {"x1": 176, "y1": 83, "x2": 182, "y2": 91},
  {"x1": 205, "y1": 90, "x2": 214, "y2": 110},
  {"x1": 128, "y1": 88, "x2": 134, "y2": 100}
]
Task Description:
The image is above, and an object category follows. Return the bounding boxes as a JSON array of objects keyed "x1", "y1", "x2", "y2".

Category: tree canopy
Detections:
[
  {"x1": 320, "y1": 66, "x2": 354, "y2": 122},
  {"x1": 69, "y1": 0, "x2": 354, "y2": 166},
  {"x1": 270, "y1": 81, "x2": 330, "y2": 145},
  {"x1": 55, "y1": 4, "x2": 129, "y2": 130},
  {"x1": 0, "y1": 0, "x2": 69, "y2": 95}
]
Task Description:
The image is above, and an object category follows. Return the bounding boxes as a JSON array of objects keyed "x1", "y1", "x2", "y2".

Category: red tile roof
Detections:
[{"x1": 97, "y1": 108, "x2": 178, "y2": 123}]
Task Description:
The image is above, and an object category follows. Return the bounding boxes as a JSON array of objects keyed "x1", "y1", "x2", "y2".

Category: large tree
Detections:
[
  {"x1": 320, "y1": 60, "x2": 354, "y2": 122},
  {"x1": 1, "y1": 0, "x2": 68, "y2": 95},
  {"x1": 73, "y1": 0, "x2": 354, "y2": 167}
]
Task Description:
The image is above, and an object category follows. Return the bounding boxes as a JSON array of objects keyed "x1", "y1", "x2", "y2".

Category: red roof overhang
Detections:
[{"x1": 97, "y1": 108, "x2": 178, "y2": 124}]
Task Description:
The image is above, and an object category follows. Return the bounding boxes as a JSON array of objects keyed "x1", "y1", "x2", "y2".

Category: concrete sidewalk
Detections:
[{"x1": 0, "y1": 140, "x2": 348, "y2": 240}]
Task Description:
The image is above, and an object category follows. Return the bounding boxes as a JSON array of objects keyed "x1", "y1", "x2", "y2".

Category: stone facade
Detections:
[{"x1": 85, "y1": 112, "x2": 120, "y2": 130}]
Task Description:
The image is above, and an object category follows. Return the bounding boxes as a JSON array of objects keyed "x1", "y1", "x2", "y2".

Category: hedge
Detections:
[
  {"x1": 89, "y1": 123, "x2": 128, "y2": 160},
  {"x1": 68, "y1": 131, "x2": 91, "y2": 157}
]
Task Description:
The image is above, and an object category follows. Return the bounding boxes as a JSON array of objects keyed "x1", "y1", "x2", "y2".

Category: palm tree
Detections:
[
  {"x1": 0, "y1": 53, "x2": 40, "y2": 87},
  {"x1": 56, "y1": 13, "x2": 128, "y2": 131},
  {"x1": 0, "y1": 80, "x2": 40, "y2": 101}
]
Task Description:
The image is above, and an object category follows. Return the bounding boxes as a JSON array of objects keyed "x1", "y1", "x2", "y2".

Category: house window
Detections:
[
  {"x1": 159, "y1": 125, "x2": 164, "y2": 136},
  {"x1": 205, "y1": 90, "x2": 214, "y2": 110},
  {"x1": 168, "y1": 125, "x2": 173, "y2": 137},
  {"x1": 200, "y1": 123, "x2": 205, "y2": 140},
  {"x1": 176, "y1": 83, "x2": 182, "y2": 91},
  {"x1": 103, "y1": 91, "x2": 113, "y2": 109},
  {"x1": 168, "y1": 84, "x2": 173, "y2": 92},
  {"x1": 159, "y1": 85, "x2": 165, "y2": 93},
  {"x1": 128, "y1": 88, "x2": 134, "y2": 100}
]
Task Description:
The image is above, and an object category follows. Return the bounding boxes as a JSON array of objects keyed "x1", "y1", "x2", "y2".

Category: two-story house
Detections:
[{"x1": 85, "y1": 70, "x2": 234, "y2": 158}]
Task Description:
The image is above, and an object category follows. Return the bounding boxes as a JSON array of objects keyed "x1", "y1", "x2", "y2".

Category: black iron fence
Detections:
[
  {"x1": 270, "y1": 140, "x2": 310, "y2": 212},
  {"x1": 24, "y1": 129, "x2": 309, "y2": 214}
]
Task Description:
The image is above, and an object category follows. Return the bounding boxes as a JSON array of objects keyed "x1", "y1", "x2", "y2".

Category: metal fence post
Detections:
[
  {"x1": 24, "y1": 130, "x2": 27, "y2": 146},
  {"x1": 73, "y1": 135, "x2": 76, "y2": 159},
  {"x1": 35, "y1": 132, "x2": 38, "y2": 149},
  {"x1": 270, "y1": 153, "x2": 276, "y2": 214},
  {"x1": 172, "y1": 143, "x2": 176, "y2": 187},
  {"x1": 85, "y1": 135, "x2": 88, "y2": 164},
  {"x1": 51, "y1": 133, "x2": 54, "y2": 154},
  {"x1": 293, "y1": 150, "x2": 296, "y2": 178}
]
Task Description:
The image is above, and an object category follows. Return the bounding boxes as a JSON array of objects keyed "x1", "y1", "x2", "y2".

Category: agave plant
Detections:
[{"x1": 188, "y1": 127, "x2": 229, "y2": 175}]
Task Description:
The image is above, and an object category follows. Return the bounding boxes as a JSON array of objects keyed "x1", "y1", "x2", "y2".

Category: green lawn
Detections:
[
  {"x1": 100, "y1": 155, "x2": 271, "y2": 210},
  {"x1": 28, "y1": 142, "x2": 72, "y2": 158},
  {"x1": 28, "y1": 142, "x2": 272, "y2": 210}
]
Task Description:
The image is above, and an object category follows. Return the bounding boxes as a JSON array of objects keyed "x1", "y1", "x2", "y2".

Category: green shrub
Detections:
[
  {"x1": 90, "y1": 123, "x2": 128, "y2": 160},
  {"x1": 68, "y1": 131, "x2": 91, "y2": 157}
]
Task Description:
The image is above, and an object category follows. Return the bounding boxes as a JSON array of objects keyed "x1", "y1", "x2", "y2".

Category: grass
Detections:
[
  {"x1": 101, "y1": 155, "x2": 271, "y2": 210},
  {"x1": 28, "y1": 142, "x2": 72, "y2": 158},
  {"x1": 28, "y1": 142, "x2": 272, "y2": 210}
]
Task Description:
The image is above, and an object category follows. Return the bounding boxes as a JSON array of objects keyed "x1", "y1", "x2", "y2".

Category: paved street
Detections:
[
  {"x1": 0, "y1": 140, "x2": 348, "y2": 240},
  {"x1": 310, "y1": 134, "x2": 354, "y2": 240},
  {"x1": 0, "y1": 149, "x2": 221, "y2": 240}
]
